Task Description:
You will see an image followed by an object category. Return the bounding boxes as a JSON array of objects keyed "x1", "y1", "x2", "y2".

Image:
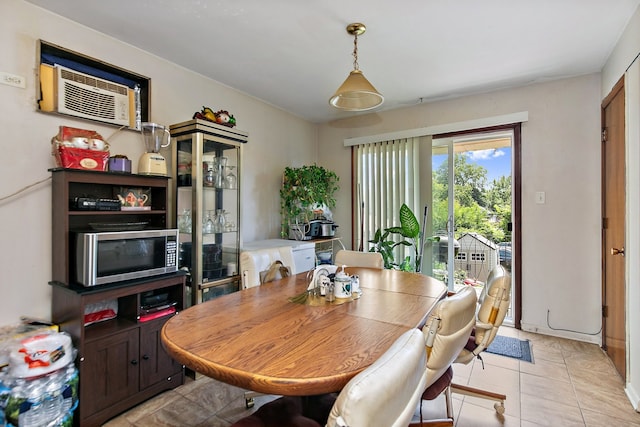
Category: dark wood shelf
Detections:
[{"x1": 50, "y1": 168, "x2": 184, "y2": 427}]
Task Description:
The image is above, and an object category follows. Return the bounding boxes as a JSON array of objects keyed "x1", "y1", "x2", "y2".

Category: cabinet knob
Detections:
[
  {"x1": 131, "y1": 359, "x2": 138, "y2": 365},
  {"x1": 143, "y1": 354, "x2": 150, "y2": 360}
]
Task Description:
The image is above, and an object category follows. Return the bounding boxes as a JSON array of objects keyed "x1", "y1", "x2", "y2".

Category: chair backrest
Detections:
[
  {"x1": 334, "y1": 250, "x2": 384, "y2": 269},
  {"x1": 456, "y1": 264, "x2": 512, "y2": 364},
  {"x1": 423, "y1": 286, "x2": 477, "y2": 388},
  {"x1": 240, "y1": 246, "x2": 296, "y2": 289},
  {"x1": 326, "y1": 328, "x2": 427, "y2": 427}
]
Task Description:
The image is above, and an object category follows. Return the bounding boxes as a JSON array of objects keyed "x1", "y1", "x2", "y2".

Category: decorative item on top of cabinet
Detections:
[
  {"x1": 170, "y1": 119, "x2": 248, "y2": 306},
  {"x1": 192, "y1": 106, "x2": 237, "y2": 127}
]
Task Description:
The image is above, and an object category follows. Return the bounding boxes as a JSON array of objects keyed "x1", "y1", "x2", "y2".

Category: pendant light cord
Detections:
[{"x1": 352, "y1": 33, "x2": 360, "y2": 71}]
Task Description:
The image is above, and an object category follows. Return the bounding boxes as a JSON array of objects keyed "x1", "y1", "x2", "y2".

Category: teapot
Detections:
[{"x1": 117, "y1": 192, "x2": 138, "y2": 207}]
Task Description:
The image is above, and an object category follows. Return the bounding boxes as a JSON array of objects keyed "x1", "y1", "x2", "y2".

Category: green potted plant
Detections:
[
  {"x1": 280, "y1": 165, "x2": 339, "y2": 238},
  {"x1": 368, "y1": 203, "x2": 439, "y2": 272}
]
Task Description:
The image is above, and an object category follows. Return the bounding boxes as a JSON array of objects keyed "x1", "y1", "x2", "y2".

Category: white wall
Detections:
[
  {"x1": 0, "y1": 0, "x2": 317, "y2": 326},
  {"x1": 603, "y1": 3, "x2": 640, "y2": 411},
  {"x1": 602, "y1": 4, "x2": 640, "y2": 97},
  {"x1": 317, "y1": 74, "x2": 603, "y2": 344}
]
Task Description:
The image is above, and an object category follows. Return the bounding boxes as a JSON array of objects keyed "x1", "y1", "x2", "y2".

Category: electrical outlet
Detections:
[
  {"x1": 535, "y1": 191, "x2": 546, "y2": 204},
  {"x1": 0, "y1": 71, "x2": 26, "y2": 88}
]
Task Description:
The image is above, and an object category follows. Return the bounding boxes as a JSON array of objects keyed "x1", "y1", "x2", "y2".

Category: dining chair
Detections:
[
  {"x1": 450, "y1": 264, "x2": 512, "y2": 414},
  {"x1": 230, "y1": 328, "x2": 428, "y2": 427},
  {"x1": 239, "y1": 246, "x2": 297, "y2": 408},
  {"x1": 334, "y1": 249, "x2": 384, "y2": 269},
  {"x1": 325, "y1": 327, "x2": 428, "y2": 427},
  {"x1": 409, "y1": 285, "x2": 478, "y2": 426},
  {"x1": 239, "y1": 246, "x2": 297, "y2": 289}
]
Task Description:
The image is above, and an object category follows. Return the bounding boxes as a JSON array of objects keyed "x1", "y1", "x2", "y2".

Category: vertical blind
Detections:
[{"x1": 355, "y1": 137, "x2": 421, "y2": 260}]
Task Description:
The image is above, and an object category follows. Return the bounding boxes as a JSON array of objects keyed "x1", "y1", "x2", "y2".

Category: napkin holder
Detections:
[{"x1": 307, "y1": 264, "x2": 338, "y2": 294}]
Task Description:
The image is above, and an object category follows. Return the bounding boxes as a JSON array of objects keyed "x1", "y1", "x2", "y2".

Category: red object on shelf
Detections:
[
  {"x1": 55, "y1": 146, "x2": 109, "y2": 171},
  {"x1": 84, "y1": 309, "x2": 117, "y2": 326},
  {"x1": 138, "y1": 306, "x2": 177, "y2": 322},
  {"x1": 51, "y1": 126, "x2": 110, "y2": 171}
]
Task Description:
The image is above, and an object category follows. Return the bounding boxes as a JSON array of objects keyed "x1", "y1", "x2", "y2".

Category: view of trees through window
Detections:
[
  {"x1": 432, "y1": 153, "x2": 512, "y2": 242},
  {"x1": 430, "y1": 138, "x2": 513, "y2": 289}
]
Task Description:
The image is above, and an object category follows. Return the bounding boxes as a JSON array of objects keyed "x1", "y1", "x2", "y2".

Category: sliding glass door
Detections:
[{"x1": 428, "y1": 130, "x2": 515, "y2": 324}]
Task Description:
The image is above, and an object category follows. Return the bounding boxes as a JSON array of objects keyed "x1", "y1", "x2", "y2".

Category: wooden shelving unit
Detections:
[{"x1": 49, "y1": 168, "x2": 185, "y2": 427}]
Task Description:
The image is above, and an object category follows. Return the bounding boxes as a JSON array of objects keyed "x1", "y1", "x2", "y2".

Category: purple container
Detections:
[{"x1": 108, "y1": 157, "x2": 131, "y2": 173}]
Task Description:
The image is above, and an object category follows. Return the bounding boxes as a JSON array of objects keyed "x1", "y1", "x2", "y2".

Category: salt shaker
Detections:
[
  {"x1": 351, "y1": 275, "x2": 361, "y2": 299},
  {"x1": 325, "y1": 282, "x2": 335, "y2": 302}
]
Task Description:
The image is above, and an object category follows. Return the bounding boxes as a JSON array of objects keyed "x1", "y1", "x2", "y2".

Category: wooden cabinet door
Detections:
[
  {"x1": 139, "y1": 317, "x2": 183, "y2": 390},
  {"x1": 81, "y1": 329, "x2": 140, "y2": 418}
]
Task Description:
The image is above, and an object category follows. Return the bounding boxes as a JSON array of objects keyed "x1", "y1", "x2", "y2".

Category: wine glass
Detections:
[
  {"x1": 225, "y1": 166, "x2": 237, "y2": 189},
  {"x1": 203, "y1": 211, "x2": 214, "y2": 234}
]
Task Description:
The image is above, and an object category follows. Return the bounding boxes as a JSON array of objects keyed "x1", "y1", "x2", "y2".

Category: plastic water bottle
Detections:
[
  {"x1": 42, "y1": 376, "x2": 63, "y2": 423},
  {"x1": 21, "y1": 381, "x2": 45, "y2": 427}
]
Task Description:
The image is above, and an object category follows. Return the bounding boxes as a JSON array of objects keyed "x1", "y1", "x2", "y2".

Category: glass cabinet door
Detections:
[{"x1": 170, "y1": 119, "x2": 248, "y2": 306}]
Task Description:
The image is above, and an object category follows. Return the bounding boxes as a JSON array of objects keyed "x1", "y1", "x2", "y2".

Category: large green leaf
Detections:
[{"x1": 399, "y1": 203, "x2": 420, "y2": 238}]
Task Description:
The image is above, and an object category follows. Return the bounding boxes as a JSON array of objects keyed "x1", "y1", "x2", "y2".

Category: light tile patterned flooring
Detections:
[{"x1": 104, "y1": 328, "x2": 640, "y2": 427}]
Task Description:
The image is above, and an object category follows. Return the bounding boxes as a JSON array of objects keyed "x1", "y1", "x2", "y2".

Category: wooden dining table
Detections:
[{"x1": 161, "y1": 267, "x2": 447, "y2": 396}]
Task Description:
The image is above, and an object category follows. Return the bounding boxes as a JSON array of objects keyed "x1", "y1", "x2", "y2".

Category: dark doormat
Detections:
[{"x1": 486, "y1": 335, "x2": 534, "y2": 363}]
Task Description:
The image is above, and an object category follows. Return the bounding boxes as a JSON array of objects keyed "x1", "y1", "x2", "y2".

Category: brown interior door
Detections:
[{"x1": 602, "y1": 77, "x2": 626, "y2": 379}]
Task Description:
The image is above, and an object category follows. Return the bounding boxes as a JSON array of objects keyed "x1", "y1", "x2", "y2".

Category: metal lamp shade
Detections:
[{"x1": 329, "y1": 70, "x2": 384, "y2": 111}]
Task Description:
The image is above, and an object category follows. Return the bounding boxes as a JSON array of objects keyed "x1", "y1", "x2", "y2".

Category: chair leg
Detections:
[
  {"x1": 407, "y1": 387, "x2": 455, "y2": 427},
  {"x1": 444, "y1": 386, "x2": 453, "y2": 419},
  {"x1": 450, "y1": 383, "x2": 506, "y2": 415},
  {"x1": 244, "y1": 390, "x2": 262, "y2": 408}
]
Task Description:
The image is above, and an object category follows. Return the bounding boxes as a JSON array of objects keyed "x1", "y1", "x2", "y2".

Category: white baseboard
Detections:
[
  {"x1": 520, "y1": 322, "x2": 601, "y2": 345},
  {"x1": 626, "y1": 383, "x2": 640, "y2": 412}
]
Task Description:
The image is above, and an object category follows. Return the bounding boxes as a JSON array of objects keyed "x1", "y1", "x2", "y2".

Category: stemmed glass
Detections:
[
  {"x1": 225, "y1": 166, "x2": 237, "y2": 189},
  {"x1": 203, "y1": 210, "x2": 215, "y2": 234}
]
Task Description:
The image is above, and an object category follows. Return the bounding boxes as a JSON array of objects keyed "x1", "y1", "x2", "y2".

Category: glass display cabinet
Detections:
[{"x1": 169, "y1": 119, "x2": 248, "y2": 305}]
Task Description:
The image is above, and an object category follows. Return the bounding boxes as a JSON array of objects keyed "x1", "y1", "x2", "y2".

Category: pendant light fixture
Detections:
[{"x1": 329, "y1": 23, "x2": 384, "y2": 111}]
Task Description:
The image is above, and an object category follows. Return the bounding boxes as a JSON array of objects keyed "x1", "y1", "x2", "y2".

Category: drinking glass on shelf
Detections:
[
  {"x1": 215, "y1": 157, "x2": 227, "y2": 188},
  {"x1": 203, "y1": 211, "x2": 214, "y2": 234},
  {"x1": 216, "y1": 209, "x2": 226, "y2": 232},
  {"x1": 225, "y1": 166, "x2": 237, "y2": 189},
  {"x1": 224, "y1": 211, "x2": 235, "y2": 231},
  {"x1": 178, "y1": 209, "x2": 192, "y2": 233}
]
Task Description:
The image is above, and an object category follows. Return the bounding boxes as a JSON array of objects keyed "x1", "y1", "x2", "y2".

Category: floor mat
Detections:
[{"x1": 486, "y1": 335, "x2": 534, "y2": 362}]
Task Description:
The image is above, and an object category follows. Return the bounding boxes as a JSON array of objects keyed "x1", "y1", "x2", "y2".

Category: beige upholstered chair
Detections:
[
  {"x1": 230, "y1": 328, "x2": 427, "y2": 427},
  {"x1": 450, "y1": 264, "x2": 512, "y2": 414},
  {"x1": 239, "y1": 246, "x2": 297, "y2": 289},
  {"x1": 409, "y1": 285, "x2": 477, "y2": 426},
  {"x1": 334, "y1": 249, "x2": 384, "y2": 269},
  {"x1": 325, "y1": 328, "x2": 428, "y2": 427}
]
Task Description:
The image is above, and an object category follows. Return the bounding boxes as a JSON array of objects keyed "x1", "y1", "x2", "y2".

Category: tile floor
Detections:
[{"x1": 103, "y1": 328, "x2": 640, "y2": 427}]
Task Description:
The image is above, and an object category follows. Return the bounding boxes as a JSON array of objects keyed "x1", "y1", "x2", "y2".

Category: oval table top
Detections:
[{"x1": 161, "y1": 267, "x2": 447, "y2": 396}]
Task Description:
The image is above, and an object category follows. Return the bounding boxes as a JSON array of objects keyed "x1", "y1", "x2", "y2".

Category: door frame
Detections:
[{"x1": 433, "y1": 123, "x2": 522, "y2": 329}]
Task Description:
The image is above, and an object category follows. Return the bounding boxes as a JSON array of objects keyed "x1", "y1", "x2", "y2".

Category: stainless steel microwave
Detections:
[{"x1": 74, "y1": 229, "x2": 178, "y2": 286}]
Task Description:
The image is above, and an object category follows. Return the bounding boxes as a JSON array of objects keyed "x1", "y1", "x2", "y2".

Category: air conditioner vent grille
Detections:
[
  {"x1": 62, "y1": 81, "x2": 116, "y2": 120},
  {"x1": 60, "y1": 68, "x2": 128, "y2": 96}
]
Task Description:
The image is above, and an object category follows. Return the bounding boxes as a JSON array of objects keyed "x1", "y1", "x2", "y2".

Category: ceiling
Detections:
[{"x1": 25, "y1": 0, "x2": 640, "y2": 124}]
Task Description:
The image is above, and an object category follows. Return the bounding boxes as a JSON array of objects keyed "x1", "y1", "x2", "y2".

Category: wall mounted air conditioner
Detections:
[{"x1": 56, "y1": 66, "x2": 130, "y2": 126}]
